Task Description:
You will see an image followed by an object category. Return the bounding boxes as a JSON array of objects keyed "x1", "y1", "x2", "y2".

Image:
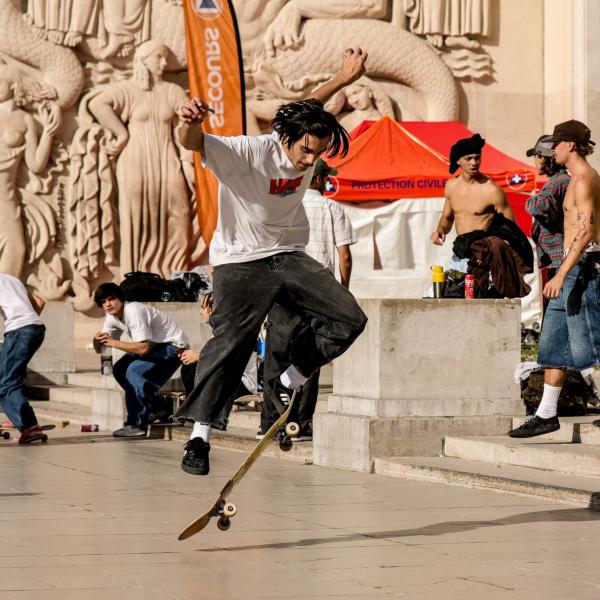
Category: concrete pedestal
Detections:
[
  {"x1": 314, "y1": 299, "x2": 524, "y2": 472},
  {"x1": 0, "y1": 301, "x2": 76, "y2": 376}
]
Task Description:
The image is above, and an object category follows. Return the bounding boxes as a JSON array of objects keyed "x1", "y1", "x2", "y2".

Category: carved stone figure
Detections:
[
  {"x1": 236, "y1": 0, "x2": 459, "y2": 127},
  {"x1": 0, "y1": 0, "x2": 84, "y2": 108},
  {"x1": 0, "y1": 65, "x2": 61, "y2": 277},
  {"x1": 27, "y1": 0, "x2": 150, "y2": 59},
  {"x1": 400, "y1": 0, "x2": 493, "y2": 80},
  {"x1": 326, "y1": 78, "x2": 395, "y2": 131},
  {"x1": 69, "y1": 40, "x2": 198, "y2": 310}
]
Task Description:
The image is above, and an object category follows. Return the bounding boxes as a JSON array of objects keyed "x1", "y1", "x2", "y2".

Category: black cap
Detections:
[
  {"x1": 526, "y1": 134, "x2": 554, "y2": 157},
  {"x1": 548, "y1": 119, "x2": 595, "y2": 146},
  {"x1": 449, "y1": 134, "x2": 485, "y2": 174}
]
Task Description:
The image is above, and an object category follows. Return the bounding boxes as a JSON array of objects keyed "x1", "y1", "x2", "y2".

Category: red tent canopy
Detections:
[{"x1": 327, "y1": 117, "x2": 536, "y2": 235}]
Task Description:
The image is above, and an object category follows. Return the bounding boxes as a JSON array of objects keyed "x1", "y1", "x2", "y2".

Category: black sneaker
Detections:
[
  {"x1": 295, "y1": 423, "x2": 313, "y2": 442},
  {"x1": 147, "y1": 395, "x2": 173, "y2": 424},
  {"x1": 181, "y1": 438, "x2": 210, "y2": 475},
  {"x1": 255, "y1": 429, "x2": 266, "y2": 440},
  {"x1": 273, "y1": 378, "x2": 295, "y2": 407},
  {"x1": 508, "y1": 415, "x2": 560, "y2": 438}
]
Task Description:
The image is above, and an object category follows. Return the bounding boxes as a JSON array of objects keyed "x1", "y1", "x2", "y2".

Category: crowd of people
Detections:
[{"x1": 1, "y1": 45, "x2": 599, "y2": 470}]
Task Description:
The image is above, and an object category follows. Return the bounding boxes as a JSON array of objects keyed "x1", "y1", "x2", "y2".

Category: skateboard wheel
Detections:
[
  {"x1": 217, "y1": 516, "x2": 231, "y2": 531},
  {"x1": 1, "y1": 431, "x2": 10, "y2": 440},
  {"x1": 279, "y1": 436, "x2": 293, "y2": 452},
  {"x1": 222, "y1": 503, "x2": 237, "y2": 518},
  {"x1": 285, "y1": 422, "x2": 300, "y2": 437},
  {"x1": 41, "y1": 435, "x2": 48, "y2": 442}
]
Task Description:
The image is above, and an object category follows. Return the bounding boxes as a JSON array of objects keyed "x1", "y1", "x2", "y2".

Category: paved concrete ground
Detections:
[{"x1": 3, "y1": 428, "x2": 600, "y2": 600}]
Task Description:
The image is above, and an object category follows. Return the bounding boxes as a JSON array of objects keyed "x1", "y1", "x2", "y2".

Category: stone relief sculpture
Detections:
[
  {"x1": 0, "y1": 0, "x2": 496, "y2": 310},
  {"x1": 69, "y1": 40, "x2": 199, "y2": 311},
  {"x1": 0, "y1": 65, "x2": 62, "y2": 279},
  {"x1": 325, "y1": 78, "x2": 395, "y2": 131},
  {"x1": 399, "y1": 0, "x2": 493, "y2": 80},
  {"x1": 236, "y1": 0, "x2": 459, "y2": 130}
]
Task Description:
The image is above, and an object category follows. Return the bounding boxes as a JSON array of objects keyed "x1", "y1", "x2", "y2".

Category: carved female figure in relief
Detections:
[
  {"x1": 0, "y1": 65, "x2": 60, "y2": 276},
  {"x1": 86, "y1": 40, "x2": 197, "y2": 277}
]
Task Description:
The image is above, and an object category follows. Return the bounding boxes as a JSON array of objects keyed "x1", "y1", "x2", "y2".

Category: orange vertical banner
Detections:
[{"x1": 183, "y1": 0, "x2": 245, "y2": 246}]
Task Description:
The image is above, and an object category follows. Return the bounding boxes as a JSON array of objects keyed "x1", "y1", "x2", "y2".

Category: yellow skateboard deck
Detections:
[{"x1": 178, "y1": 390, "x2": 298, "y2": 540}]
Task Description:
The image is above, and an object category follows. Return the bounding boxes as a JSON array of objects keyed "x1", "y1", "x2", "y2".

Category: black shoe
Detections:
[
  {"x1": 181, "y1": 438, "x2": 210, "y2": 475},
  {"x1": 273, "y1": 378, "x2": 295, "y2": 407},
  {"x1": 508, "y1": 415, "x2": 560, "y2": 438},
  {"x1": 295, "y1": 423, "x2": 313, "y2": 442},
  {"x1": 147, "y1": 395, "x2": 173, "y2": 424}
]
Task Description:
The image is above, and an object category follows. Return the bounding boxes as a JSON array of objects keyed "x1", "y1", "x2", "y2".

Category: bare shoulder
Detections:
[
  {"x1": 572, "y1": 167, "x2": 600, "y2": 198},
  {"x1": 445, "y1": 177, "x2": 459, "y2": 196}
]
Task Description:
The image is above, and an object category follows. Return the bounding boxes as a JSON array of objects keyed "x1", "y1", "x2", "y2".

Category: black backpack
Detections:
[{"x1": 120, "y1": 272, "x2": 169, "y2": 302}]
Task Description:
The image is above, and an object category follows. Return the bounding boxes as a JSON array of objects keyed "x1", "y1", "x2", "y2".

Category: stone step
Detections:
[
  {"x1": 26, "y1": 385, "x2": 93, "y2": 407},
  {"x1": 511, "y1": 415, "x2": 600, "y2": 444},
  {"x1": 158, "y1": 424, "x2": 313, "y2": 465},
  {"x1": 444, "y1": 435, "x2": 600, "y2": 477},
  {"x1": 66, "y1": 371, "x2": 184, "y2": 393},
  {"x1": 374, "y1": 456, "x2": 600, "y2": 509},
  {"x1": 30, "y1": 399, "x2": 93, "y2": 426}
]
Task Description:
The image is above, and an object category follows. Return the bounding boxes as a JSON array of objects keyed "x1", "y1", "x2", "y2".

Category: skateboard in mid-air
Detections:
[
  {"x1": 178, "y1": 390, "x2": 299, "y2": 540},
  {"x1": 0, "y1": 423, "x2": 55, "y2": 441}
]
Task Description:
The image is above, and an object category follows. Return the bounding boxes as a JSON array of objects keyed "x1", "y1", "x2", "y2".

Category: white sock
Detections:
[
  {"x1": 190, "y1": 422, "x2": 211, "y2": 442},
  {"x1": 535, "y1": 384, "x2": 562, "y2": 419},
  {"x1": 280, "y1": 365, "x2": 308, "y2": 390}
]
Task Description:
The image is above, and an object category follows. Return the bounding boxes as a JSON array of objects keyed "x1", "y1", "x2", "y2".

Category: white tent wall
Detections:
[{"x1": 336, "y1": 198, "x2": 542, "y2": 330}]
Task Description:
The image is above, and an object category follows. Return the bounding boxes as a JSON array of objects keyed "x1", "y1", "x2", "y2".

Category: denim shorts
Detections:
[{"x1": 537, "y1": 252, "x2": 600, "y2": 369}]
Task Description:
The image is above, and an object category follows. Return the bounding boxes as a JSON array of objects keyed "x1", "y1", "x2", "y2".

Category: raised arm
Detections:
[
  {"x1": 176, "y1": 97, "x2": 210, "y2": 156},
  {"x1": 309, "y1": 48, "x2": 368, "y2": 105}
]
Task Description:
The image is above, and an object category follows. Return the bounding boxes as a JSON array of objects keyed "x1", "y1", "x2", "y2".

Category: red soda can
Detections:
[
  {"x1": 81, "y1": 424, "x2": 100, "y2": 432},
  {"x1": 465, "y1": 274, "x2": 475, "y2": 299}
]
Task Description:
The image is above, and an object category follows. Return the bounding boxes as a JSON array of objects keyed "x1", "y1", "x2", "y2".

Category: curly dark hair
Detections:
[
  {"x1": 271, "y1": 99, "x2": 350, "y2": 158},
  {"x1": 94, "y1": 282, "x2": 125, "y2": 307},
  {"x1": 537, "y1": 155, "x2": 562, "y2": 177}
]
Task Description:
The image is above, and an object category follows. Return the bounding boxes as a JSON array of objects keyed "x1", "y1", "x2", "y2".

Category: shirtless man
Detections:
[
  {"x1": 431, "y1": 133, "x2": 515, "y2": 246},
  {"x1": 509, "y1": 119, "x2": 600, "y2": 438}
]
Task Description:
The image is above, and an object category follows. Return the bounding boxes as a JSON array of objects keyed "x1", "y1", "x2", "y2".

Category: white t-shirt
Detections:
[
  {"x1": 102, "y1": 302, "x2": 189, "y2": 348},
  {"x1": 302, "y1": 189, "x2": 357, "y2": 274},
  {"x1": 0, "y1": 274, "x2": 44, "y2": 333},
  {"x1": 203, "y1": 132, "x2": 314, "y2": 266}
]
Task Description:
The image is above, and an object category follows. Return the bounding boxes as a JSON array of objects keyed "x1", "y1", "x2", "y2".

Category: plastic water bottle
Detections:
[
  {"x1": 100, "y1": 346, "x2": 113, "y2": 375},
  {"x1": 431, "y1": 265, "x2": 445, "y2": 298}
]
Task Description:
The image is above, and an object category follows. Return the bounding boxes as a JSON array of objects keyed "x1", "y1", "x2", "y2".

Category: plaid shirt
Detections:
[{"x1": 525, "y1": 170, "x2": 570, "y2": 268}]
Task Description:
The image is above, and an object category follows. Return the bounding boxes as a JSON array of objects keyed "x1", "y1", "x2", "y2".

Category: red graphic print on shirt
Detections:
[{"x1": 269, "y1": 176, "x2": 304, "y2": 197}]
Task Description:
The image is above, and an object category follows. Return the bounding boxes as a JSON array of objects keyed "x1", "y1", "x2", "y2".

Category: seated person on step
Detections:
[{"x1": 92, "y1": 283, "x2": 189, "y2": 438}]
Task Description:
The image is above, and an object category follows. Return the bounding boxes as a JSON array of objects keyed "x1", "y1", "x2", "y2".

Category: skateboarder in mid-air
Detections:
[{"x1": 175, "y1": 48, "x2": 369, "y2": 476}]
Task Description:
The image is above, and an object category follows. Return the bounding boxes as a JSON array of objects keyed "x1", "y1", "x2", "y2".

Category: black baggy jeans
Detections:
[
  {"x1": 261, "y1": 303, "x2": 321, "y2": 432},
  {"x1": 175, "y1": 251, "x2": 367, "y2": 425}
]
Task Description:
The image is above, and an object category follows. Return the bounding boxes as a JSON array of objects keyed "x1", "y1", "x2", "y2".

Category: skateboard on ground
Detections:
[
  {"x1": 178, "y1": 390, "x2": 299, "y2": 540},
  {"x1": 0, "y1": 424, "x2": 55, "y2": 441}
]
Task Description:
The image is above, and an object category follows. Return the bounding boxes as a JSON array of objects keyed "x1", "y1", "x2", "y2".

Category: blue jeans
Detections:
[
  {"x1": 537, "y1": 252, "x2": 600, "y2": 369},
  {"x1": 112, "y1": 343, "x2": 181, "y2": 427},
  {"x1": 0, "y1": 324, "x2": 46, "y2": 431},
  {"x1": 176, "y1": 251, "x2": 367, "y2": 424}
]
